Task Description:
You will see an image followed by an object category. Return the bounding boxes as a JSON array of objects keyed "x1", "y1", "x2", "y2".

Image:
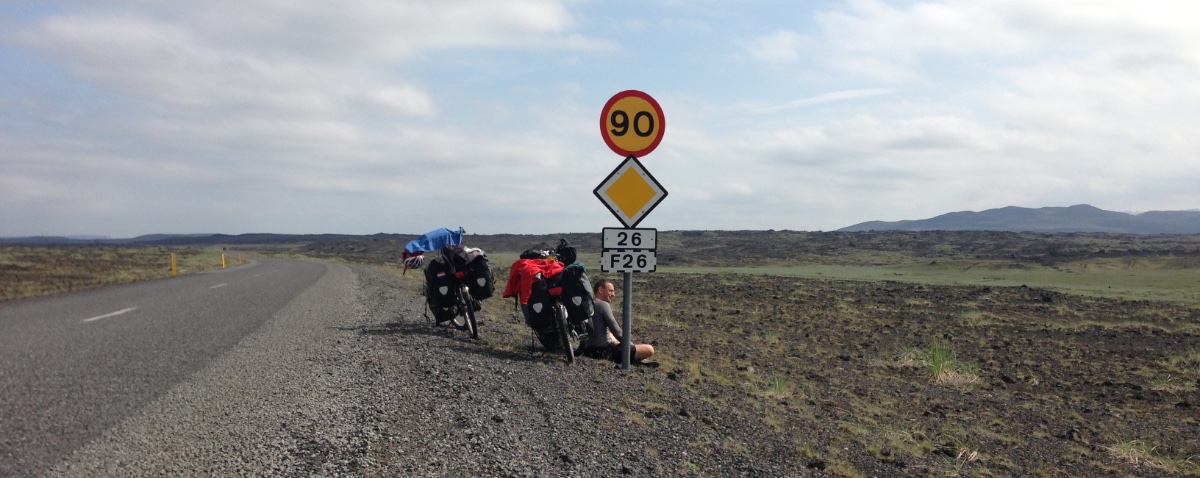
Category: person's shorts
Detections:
[
  {"x1": 581, "y1": 344, "x2": 608, "y2": 359},
  {"x1": 582, "y1": 345, "x2": 629, "y2": 362}
]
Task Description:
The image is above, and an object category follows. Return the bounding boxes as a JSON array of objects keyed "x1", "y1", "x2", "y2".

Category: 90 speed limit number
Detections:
[{"x1": 601, "y1": 250, "x2": 656, "y2": 273}]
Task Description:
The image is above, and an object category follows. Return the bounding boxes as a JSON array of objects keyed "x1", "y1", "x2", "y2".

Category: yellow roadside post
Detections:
[
  {"x1": 171, "y1": 253, "x2": 177, "y2": 277},
  {"x1": 221, "y1": 253, "x2": 226, "y2": 269}
]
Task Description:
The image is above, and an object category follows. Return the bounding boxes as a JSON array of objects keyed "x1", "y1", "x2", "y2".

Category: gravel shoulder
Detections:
[
  {"x1": 48, "y1": 261, "x2": 374, "y2": 476},
  {"x1": 45, "y1": 261, "x2": 795, "y2": 477}
]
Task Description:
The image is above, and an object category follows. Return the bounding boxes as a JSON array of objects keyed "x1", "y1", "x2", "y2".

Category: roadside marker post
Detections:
[{"x1": 596, "y1": 90, "x2": 667, "y2": 370}]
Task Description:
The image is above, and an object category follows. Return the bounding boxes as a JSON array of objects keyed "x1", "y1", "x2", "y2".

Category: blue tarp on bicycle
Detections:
[{"x1": 401, "y1": 226, "x2": 465, "y2": 273}]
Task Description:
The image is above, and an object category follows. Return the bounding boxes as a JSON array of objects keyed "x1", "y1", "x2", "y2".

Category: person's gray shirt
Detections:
[{"x1": 589, "y1": 299, "x2": 622, "y2": 349}]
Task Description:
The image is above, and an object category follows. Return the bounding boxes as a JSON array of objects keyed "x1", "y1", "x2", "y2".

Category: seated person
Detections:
[{"x1": 587, "y1": 279, "x2": 655, "y2": 362}]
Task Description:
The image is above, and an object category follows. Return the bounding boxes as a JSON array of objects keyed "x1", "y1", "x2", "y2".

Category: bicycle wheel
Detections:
[
  {"x1": 450, "y1": 288, "x2": 469, "y2": 331},
  {"x1": 553, "y1": 303, "x2": 574, "y2": 364},
  {"x1": 461, "y1": 286, "x2": 479, "y2": 340}
]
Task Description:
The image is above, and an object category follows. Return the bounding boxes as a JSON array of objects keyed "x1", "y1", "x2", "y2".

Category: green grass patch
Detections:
[
  {"x1": 1148, "y1": 374, "x2": 1196, "y2": 394},
  {"x1": 876, "y1": 421, "x2": 934, "y2": 457},
  {"x1": 661, "y1": 257, "x2": 1200, "y2": 303},
  {"x1": 959, "y1": 310, "x2": 1003, "y2": 327},
  {"x1": 1165, "y1": 348, "x2": 1200, "y2": 376},
  {"x1": 1, "y1": 246, "x2": 234, "y2": 301},
  {"x1": 639, "y1": 311, "x2": 689, "y2": 329},
  {"x1": 759, "y1": 377, "x2": 794, "y2": 399},
  {"x1": 897, "y1": 340, "x2": 980, "y2": 385},
  {"x1": 1104, "y1": 438, "x2": 1198, "y2": 475},
  {"x1": 925, "y1": 341, "x2": 980, "y2": 385}
]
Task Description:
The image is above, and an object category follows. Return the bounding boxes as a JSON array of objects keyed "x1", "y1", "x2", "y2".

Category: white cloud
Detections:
[
  {"x1": 744, "y1": 29, "x2": 805, "y2": 63},
  {"x1": 745, "y1": 88, "x2": 893, "y2": 114},
  {"x1": 2, "y1": 1, "x2": 1199, "y2": 236}
]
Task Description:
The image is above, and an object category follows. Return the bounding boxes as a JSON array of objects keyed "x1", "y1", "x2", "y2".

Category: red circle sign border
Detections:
[{"x1": 600, "y1": 90, "x2": 665, "y2": 158}]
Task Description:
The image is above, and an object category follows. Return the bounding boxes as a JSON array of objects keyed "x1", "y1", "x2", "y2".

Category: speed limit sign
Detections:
[{"x1": 600, "y1": 90, "x2": 665, "y2": 157}]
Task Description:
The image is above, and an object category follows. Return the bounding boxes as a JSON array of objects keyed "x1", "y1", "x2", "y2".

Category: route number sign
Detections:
[
  {"x1": 601, "y1": 250, "x2": 657, "y2": 273},
  {"x1": 602, "y1": 228, "x2": 657, "y2": 250},
  {"x1": 600, "y1": 90, "x2": 665, "y2": 157},
  {"x1": 601, "y1": 228, "x2": 657, "y2": 273}
]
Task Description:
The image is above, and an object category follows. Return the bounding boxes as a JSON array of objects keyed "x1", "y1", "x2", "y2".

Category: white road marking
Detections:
[
  {"x1": 83, "y1": 307, "x2": 139, "y2": 323},
  {"x1": 211, "y1": 283, "x2": 227, "y2": 289}
]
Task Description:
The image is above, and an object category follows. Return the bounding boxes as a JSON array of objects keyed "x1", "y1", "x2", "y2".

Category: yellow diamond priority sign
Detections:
[{"x1": 594, "y1": 155, "x2": 668, "y2": 228}]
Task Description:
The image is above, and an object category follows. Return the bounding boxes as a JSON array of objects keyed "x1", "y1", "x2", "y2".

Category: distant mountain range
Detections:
[
  {"x1": 839, "y1": 204, "x2": 1200, "y2": 234},
  {"x1": 4, "y1": 204, "x2": 1199, "y2": 246}
]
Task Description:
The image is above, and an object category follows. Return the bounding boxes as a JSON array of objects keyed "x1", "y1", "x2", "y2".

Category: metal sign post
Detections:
[{"x1": 622, "y1": 271, "x2": 633, "y2": 368}]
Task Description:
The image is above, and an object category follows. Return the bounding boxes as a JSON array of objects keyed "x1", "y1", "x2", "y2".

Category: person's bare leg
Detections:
[{"x1": 633, "y1": 344, "x2": 655, "y2": 361}]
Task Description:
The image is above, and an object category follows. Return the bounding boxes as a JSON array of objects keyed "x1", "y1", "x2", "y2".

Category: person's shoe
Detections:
[{"x1": 634, "y1": 360, "x2": 660, "y2": 368}]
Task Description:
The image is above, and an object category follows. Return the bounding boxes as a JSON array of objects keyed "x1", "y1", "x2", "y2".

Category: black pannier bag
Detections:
[
  {"x1": 424, "y1": 255, "x2": 459, "y2": 312},
  {"x1": 519, "y1": 242, "x2": 552, "y2": 260},
  {"x1": 428, "y1": 302, "x2": 457, "y2": 323},
  {"x1": 525, "y1": 276, "x2": 562, "y2": 350},
  {"x1": 554, "y1": 238, "x2": 577, "y2": 265},
  {"x1": 556, "y1": 262, "x2": 594, "y2": 331},
  {"x1": 525, "y1": 275, "x2": 556, "y2": 329},
  {"x1": 464, "y1": 254, "x2": 494, "y2": 301},
  {"x1": 441, "y1": 244, "x2": 492, "y2": 303}
]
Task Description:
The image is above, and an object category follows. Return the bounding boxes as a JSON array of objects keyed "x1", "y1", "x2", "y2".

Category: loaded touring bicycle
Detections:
[
  {"x1": 401, "y1": 228, "x2": 495, "y2": 340},
  {"x1": 423, "y1": 245, "x2": 494, "y2": 339},
  {"x1": 503, "y1": 240, "x2": 595, "y2": 363}
]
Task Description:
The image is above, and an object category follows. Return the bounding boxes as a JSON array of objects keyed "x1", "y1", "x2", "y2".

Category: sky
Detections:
[{"x1": 2, "y1": 0, "x2": 1198, "y2": 237}]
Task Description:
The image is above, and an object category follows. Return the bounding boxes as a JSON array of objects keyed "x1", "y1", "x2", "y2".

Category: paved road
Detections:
[{"x1": 0, "y1": 258, "x2": 328, "y2": 477}]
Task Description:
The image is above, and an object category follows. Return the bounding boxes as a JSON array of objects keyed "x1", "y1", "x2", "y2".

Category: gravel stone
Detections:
[{"x1": 44, "y1": 262, "x2": 805, "y2": 477}]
